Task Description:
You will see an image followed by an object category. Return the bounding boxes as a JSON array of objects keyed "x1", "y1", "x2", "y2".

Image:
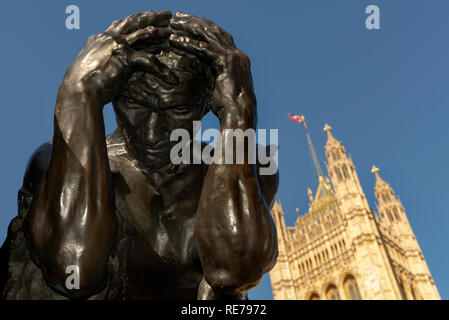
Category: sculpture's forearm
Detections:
[
  {"x1": 195, "y1": 94, "x2": 278, "y2": 297},
  {"x1": 25, "y1": 83, "x2": 116, "y2": 299}
]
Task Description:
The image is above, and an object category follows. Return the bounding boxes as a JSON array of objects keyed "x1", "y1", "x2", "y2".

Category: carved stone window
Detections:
[
  {"x1": 344, "y1": 275, "x2": 362, "y2": 300},
  {"x1": 393, "y1": 207, "x2": 400, "y2": 220},
  {"x1": 336, "y1": 168, "x2": 343, "y2": 181},
  {"x1": 326, "y1": 284, "x2": 341, "y2": 300},
  {"x1": 342, "y1": 165, "x2": 349, "y2": 179},
  {"x1": 309, "y1": 292, "x2": 321, "y2": 300},
  {"x1": 386, "y1": 209, "x2": 394, "y2": 222}
]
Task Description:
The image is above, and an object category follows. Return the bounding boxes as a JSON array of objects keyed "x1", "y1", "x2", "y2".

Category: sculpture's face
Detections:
[{"x1": 113, "y1": 50, "x2": 213, "y2": 169}]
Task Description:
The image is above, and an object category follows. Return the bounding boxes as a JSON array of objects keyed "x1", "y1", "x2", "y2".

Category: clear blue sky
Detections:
[{"x1": 0, "y1": 1, "x2": 448, "y2": 300}]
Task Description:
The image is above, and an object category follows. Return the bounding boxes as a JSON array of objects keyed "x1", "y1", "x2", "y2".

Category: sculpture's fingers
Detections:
[
  {"x1": 106, "y1": 10, "x2": 172, "y2": 35},
  {"x1": 170, "y1": 12, "x2": 234, "y2": 47},
  {"x1": 125, "y1": 26, "x2": 171, "y2": 46},
  {"x1": 172, "y1": 12, "x2": 222, "y2": 33},
  {"x1": 169, "y1": 34, "x2": 221, "y2": 66},
  {"x1": 170, "y1": 18, "x2": 209, "y2": 42},
  {"x1": 106, "y1": 12, "x2": 145, "y2": 34},
  {"x1": 128, "y1": 51, "x2": 178, "y2": 85}
]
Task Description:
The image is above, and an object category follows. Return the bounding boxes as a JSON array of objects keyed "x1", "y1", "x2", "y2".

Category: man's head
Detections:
[{"x1": 113, "y1": 47, "x2": 214, "y2": 169}]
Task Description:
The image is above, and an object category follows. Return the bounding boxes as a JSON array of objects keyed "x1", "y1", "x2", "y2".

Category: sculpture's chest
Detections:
[
  {"x1": 108, "y1": 207, "x2": 202, "y2": 299},
  {"x1": 106, "y1": 169, "x2": 204, "y2": 299}
]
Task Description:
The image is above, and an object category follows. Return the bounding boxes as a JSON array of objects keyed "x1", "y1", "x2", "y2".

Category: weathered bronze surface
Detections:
[{"x1": 0, "y1": 10, "x2": 278, "y2": 300}]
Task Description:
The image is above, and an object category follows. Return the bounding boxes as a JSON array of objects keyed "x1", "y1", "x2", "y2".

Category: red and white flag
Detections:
[{"x1": 288, "y1": 113, "x2": 305, "y2": 124}]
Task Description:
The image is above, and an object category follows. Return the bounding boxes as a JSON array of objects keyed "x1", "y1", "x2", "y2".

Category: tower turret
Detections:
[
  {"x1": 324, "y1": 124, "x2": 369, "y2": 211},
  {"x1": 271, "y1": 201, "x2": 290, "y2": 243},
  {"x1": 270, "y1": 201, "x2": 296, "y2": 299},
  {"x1": 372, "y1": 165, "x2": 407, "y2": 227},
  {"x1": 371, "y1": 166, "x2": 440, "y2": 300}
]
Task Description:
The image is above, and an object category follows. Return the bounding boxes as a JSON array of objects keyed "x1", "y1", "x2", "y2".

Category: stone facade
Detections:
[{"x1": 269, "y1": 124, "x2": 440, "y2": 300}]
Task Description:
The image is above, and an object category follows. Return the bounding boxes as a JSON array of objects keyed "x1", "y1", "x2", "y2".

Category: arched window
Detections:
[
  {"x1": 393, "y1": 207, "x2": 400, "y2": 220},
  {"x1": 344, "y1": 275, "x2": 362, "y2": 300},
  {"x1": 398, "y1": 278, "x2": 407, "y2": 300},
  {"x1": 342, "y1": 165, "x2": 349, "y2": 178},
  {"x1": 411, "y1": 283, "x2": 421, "y2": 300},
  {"x1": 411, "y1": 286, "x2": 417, "y2": 300},
  {"x1": 336, "y1": 168, "x2": 342, "y2": 181},
  {"x1": 309, "y1": 292, "x2": 321, "y2": 300},
  {"x1": 326, "y1": 284, "x2": 341, "y2": 300},
  {"x1": 387, "y1": 209, "x2": 394, "y2": 222}
]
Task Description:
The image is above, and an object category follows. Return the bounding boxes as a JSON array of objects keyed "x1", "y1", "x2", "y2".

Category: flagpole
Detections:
[
  {"x1": 302, "y1": 120, "x2": 324, "y2": 179},
  {"x1": 288, "y1": 113, "x2": 324, "y2": 179}
]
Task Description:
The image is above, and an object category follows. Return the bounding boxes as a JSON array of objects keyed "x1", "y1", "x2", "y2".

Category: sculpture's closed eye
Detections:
[{"x1": 169, "y1": 106, "x2": 192, "y2": 115}]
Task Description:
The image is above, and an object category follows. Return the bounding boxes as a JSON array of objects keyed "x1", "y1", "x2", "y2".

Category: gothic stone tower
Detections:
[{"x1": 269, "y1": 124, "x2": 440, "y2": 300}]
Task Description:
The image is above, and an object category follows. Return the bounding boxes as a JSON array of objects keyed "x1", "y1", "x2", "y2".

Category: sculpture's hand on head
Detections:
[
  {"x1": 64, "y1": 10, "x2": 177, "y2": 106},
  {"x1": 169, "y1": 12, "x2": 256, "y2": 129}
]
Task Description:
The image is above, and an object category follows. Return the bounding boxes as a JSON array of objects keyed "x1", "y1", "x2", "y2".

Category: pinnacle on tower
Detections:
[
  {"x1": 371, "y1": 165, "x2": 405, "y2": 224},
  {"x1": 307, "y1": 187, "x2": 313, "y2": 202},
  {"x1": 371, "y1": 165, "x2": 389, "y2": 189},
  {"x1": 324, "y1": 123, "x2": 336, "y2": 141},
  {"x1": 323, "y1": 123, "x2": 344, "y2": 152},
  {"x1": 323, "y1": 123, "x2": 332, "y2": 137},
  {"x1": 270, "y1": 200, "x2": 290, "y2": 243}
]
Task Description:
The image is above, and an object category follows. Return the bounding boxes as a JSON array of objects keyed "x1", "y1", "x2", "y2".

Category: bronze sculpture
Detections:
[{"x1": 0, "y1": 10, "x2": 278, "y2": 300}]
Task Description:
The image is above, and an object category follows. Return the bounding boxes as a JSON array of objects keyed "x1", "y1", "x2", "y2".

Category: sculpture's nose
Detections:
[{"x1": 146, "y1": 112, "x2": 162, "y2": 147}]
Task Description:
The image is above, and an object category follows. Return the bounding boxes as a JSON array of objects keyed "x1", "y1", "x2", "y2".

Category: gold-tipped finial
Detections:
[
  {"x1": 323, "y1": 124, "x2": 337, "y2": 144},
  {"x1": 324, "y1": 177, "x2": 331, "y2": 191},
  {"x1": 371, "y1": 165, "x2": 382, "y2": 180},
  {"x1": 371, "y1": 165, "x2": 385, "y2": 186},
  {"x1": 307, "y1": 187, "x2": 313, "y2": 202},
  {"x1": 372, "y1": 165, "x2": 392, "y2": 194}
]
